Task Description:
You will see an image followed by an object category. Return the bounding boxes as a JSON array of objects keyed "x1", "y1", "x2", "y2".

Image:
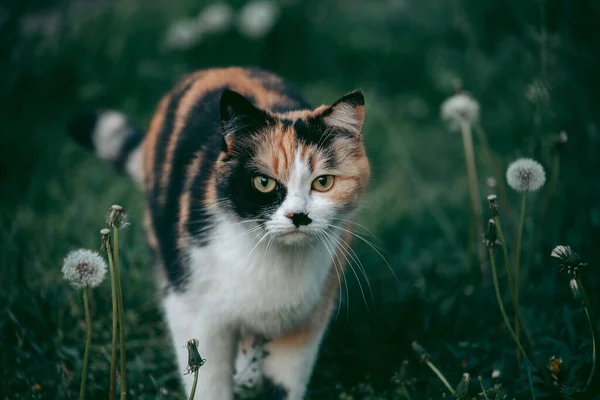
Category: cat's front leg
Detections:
[
  {"x1": 261, "y1": 326, "x2": 327, "y2": 400},
  {"x1": 164, "y1": 295, "x2": 236, "y2": 399}
]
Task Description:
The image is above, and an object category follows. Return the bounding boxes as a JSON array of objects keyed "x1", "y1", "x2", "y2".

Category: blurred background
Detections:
[{"x1": 2, "y1": 0, "x2": 600, "y2": 398}]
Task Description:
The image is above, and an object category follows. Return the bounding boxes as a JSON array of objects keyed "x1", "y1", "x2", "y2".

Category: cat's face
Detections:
[{"x1": 215, "y1": 89, "x2": 370, "y2": 246}]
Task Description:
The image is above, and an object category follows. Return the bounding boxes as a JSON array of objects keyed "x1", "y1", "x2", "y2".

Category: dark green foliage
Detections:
[{"x1": 1, "y1": 0, "x2": 600, "y2": 398}]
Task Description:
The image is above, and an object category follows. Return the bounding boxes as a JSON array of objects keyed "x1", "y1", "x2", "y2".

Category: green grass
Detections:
[{"x1": 2, "y1": 0, "x2": 600, "y2": 398}]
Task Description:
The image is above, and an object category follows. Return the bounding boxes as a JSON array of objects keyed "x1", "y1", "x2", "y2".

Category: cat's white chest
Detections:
[{"x1": 183, "y1": 222, "x2": 333, "y2": 337}]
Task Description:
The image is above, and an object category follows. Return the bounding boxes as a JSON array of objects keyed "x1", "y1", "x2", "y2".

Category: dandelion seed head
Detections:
[
  {"x1": 62, "y1": 249, "x2": 107, "y2": 289},
  {"x1": 491, "y1": 369, "x2": 501, "y2": 378},
  {"x1": 238, "y1": 1, "x2": 280, "y2": 39},
  {"x1": 486, "y1": 177, "x2": 497, "y2": 190},
  {"x1": 506, "y1": 158, "x2": 546, "y2": 192},
  {"x1": 440, "y1": 93, "x2": 480, "y2": 131},
  {"x1": 197, "y1": 2, "x2": 233, "y2": 33}
]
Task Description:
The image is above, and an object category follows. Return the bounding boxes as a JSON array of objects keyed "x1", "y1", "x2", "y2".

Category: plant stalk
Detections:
[
  {"x1": 106, "y1": 238, "x2": 118, "y2": 400},
  {"x1": 514, "y1": 193, "x2": 527, "y2": 358},
  {"x1": 576, "y1": 277, "x2": 599, "y2": 393},
  {"x1": 460, "y1": 120, "x2": 487, "y2": 285},
  {"x1": 189, "y1": 368, "x2": 199, "y2": 400},
  {"x1": 489, "y1": 248, "x2": 531, "y2": 364},
  {"x1": 424, "y1": 360, "x2": 455, "y2": 396},
  {"x1": 113, "y1": 228, "x2": 127, "y2": 400},
  {"x1": 494, "y1": 216, "x2": 534, "y2": 354},
  {"x1": 80, "y1": 288, "x2": 92, "y2": 400}
]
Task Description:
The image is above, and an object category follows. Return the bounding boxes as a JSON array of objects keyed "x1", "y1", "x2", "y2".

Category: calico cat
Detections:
[{"x1": 68, "y1": 67, "x2": 370, "y2": 399}]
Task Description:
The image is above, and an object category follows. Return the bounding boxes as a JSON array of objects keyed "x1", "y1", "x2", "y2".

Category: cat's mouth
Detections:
[{"x1": 274, "y1": 227, "x2": 314, "y2": 245}]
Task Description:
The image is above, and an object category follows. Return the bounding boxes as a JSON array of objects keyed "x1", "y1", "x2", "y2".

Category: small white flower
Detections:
[
  {"x1": 62, "y1": 249, "x2": 107, "y2": 289},
  {"x1": 506, "y1": 158, "x2": 546, "y2": 192},
  {"x1": 491, "y1": 369, "x2": 501, "y2": 378},
  {"x1": 551, "y1": 245, "x2": 571, "y2": 260},
  {"x1": 197, "y1": 2, "x2": 234, "y2": 34},
  {"x1": 238, "y1": 1, "x2": 280, "y2": 39},
  {"x1": 440, "y1": 93, "x2": 480, "y2": 131}
]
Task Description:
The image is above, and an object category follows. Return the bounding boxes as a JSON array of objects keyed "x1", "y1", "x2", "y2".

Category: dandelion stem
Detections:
[
  {"x1": 106, "y1": 239, "x2": 118, "y2": 400},
  {"x1": 477, "y1": 377, "x2": 490, "y2": 400},
  {"x1": 80, "y1": 288, "x2": 92, "y2": 400},
  {"x1": 188, "y1": 368, "x2": 199, "y2": 400},
  {"x1": 494, "y1": 216, "x2": 534, "y2": 355},
  {"x1": 459, "y1": 120, "x2": 487, "y2": 285},
  {"x1": 113, "y1": 228, "x2": 127, "y2": 400},
  {"x1": 489, "y1": 248, "x2": 531, "y2": 364},
  {"x1": 424, "y1": 359, "x2": 455, "y2": 395},
  {"x1": 576, "y1": 277, "x2": 599, "y2": 393},
  {"x1": 514, "y1": 193, "x2": 527, "y2": 359}
]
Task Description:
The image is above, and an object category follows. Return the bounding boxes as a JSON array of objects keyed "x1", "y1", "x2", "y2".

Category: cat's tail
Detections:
[{"x1": 67, "y1": 109, "x2": 144, "y2": 186}]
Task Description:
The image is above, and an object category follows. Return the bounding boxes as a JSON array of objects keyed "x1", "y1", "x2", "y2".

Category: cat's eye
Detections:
[
  {"x1": 252, "y1": 175, "x2": 277, "y2": 193},
  {"x1": 312, "y1": 175, "x2": 335, "y2": 192}
]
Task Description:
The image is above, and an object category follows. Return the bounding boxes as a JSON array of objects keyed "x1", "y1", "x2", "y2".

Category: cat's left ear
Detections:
[
  {"x1": 322, "y1": 90, "x2": 365, "y2": 136},
  {"x1": 220, "y1": 89, "x2": 272, "y2": 151}
]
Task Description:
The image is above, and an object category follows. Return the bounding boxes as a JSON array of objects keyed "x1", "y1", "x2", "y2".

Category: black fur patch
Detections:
[
  {"x1": 245, "y1": 68, "x2": 311, "y2": 113},
  {"x1": 262, "y1": 377, "x2": 289, "y2": 400},
  {"x1": 66, "y1": 109, "x2": 100, "y2": 149},
  {"x1": 148, "y1": 79, "x2": 197, "y2": 291}
]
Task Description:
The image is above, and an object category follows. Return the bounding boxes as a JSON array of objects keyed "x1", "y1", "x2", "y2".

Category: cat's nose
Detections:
[{"x1": 285, "y1": 212, "x2": 312, "y2": 227}]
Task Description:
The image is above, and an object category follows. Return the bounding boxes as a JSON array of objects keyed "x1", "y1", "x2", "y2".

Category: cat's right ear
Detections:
[{"x1": 219, "y1": 89, "x2": 272, "y2": 152}]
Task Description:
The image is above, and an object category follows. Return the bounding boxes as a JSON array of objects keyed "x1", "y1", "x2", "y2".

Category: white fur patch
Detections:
[
  {"x1": 92, "y1": 111, "x2": 128, "y2": 161},
  {"x1": 323, "y1": 103, "x2": 361, "y2": 135},
  {"x1": 125, "y1": 147, "x2": 144, "y2": 187}
]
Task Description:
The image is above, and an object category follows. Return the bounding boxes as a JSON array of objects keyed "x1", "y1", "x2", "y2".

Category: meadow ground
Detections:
[{"x1": 1, "y1": 0, "x2": 600, "y2": 399}]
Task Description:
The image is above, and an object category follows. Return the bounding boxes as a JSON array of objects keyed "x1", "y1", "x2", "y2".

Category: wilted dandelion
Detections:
[
  {"x1": 186, "y1": 339, "x2": 205, "y2": 400},
  {"x1": 105, "y1": 204, "x2": 128, "y2": 400},
  {"x1": 553, "y1": 245, "x2": 599, "y2": 391},
  {"x1": 506, "y1": 158, "x2": 546, "y2": 193},
  {"x1": 412, "y1": 341, "x2": 456, "y2": 395},
  {"x1": 106, "y1": 204, "x2": 128, "y2": 229},
  {"x1": 62, "y1": 249, "x2": 107, "y2": 289},
  {"x1": 440, "y1": 92, "x2": 480, "y2": 132},
  {"x1": 62, "y1": 249, "x2": 107, "y2": 400},
  {"x1": 547, "y1": 356, "x2": 562, "y2": 381},
  {"x1": 238, "y1": 0, "x2": 280, "y2": 39}
]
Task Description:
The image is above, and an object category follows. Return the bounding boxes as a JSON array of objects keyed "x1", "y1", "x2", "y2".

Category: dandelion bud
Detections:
[
  {"x1": 62, "y1": 249, "x2": 107, "y2": 289},
  {"x1": 485, "y1": 219, "x2": 499, "y2": 248},
  {"x1": 455, "y1": 373, "x2": 470, "y2": 398},
  {"x1": 100, "y1": 228, "x2": 111, "y2": 252},
  {"x1": 547, "y1": 356, "x2": 562, "y2": 381},
  {"x1": 487, "y1": 194, "x2": 499, "y2": 217},
  {"x1": 411, "y1": 341, "x2": 431, "y2": 363},
  {"x1": 506, "y1": 158, "x2": 546, "y2": 192},
  {"x1": 186, "y1": 339, "x2": 205, "y2": 374},
  {"x1": 106, "y1": 205, "x2": 128, "y2": 229},
  {"x1": 440, "y1": 93, "x2": 480, "y2": 131}
]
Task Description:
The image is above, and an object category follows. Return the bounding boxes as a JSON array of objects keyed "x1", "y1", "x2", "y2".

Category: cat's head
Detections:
[{"x1": 215, "y1": 89, "x2": 370, "y2": 246}]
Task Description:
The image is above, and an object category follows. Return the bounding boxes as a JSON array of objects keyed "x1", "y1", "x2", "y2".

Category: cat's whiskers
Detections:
[
  {"x1": 325, "y1": 223, "x2": 398, "y2": 283},
  {"x1": 321, "y1": 229, "x2": 371, "y2": 312},
  {"x1": 316, "y1": 231, "x2": 348, "y2": 320},
  {"x1": 323, "y1": 228, "x2": 374, "y2": 304}
]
